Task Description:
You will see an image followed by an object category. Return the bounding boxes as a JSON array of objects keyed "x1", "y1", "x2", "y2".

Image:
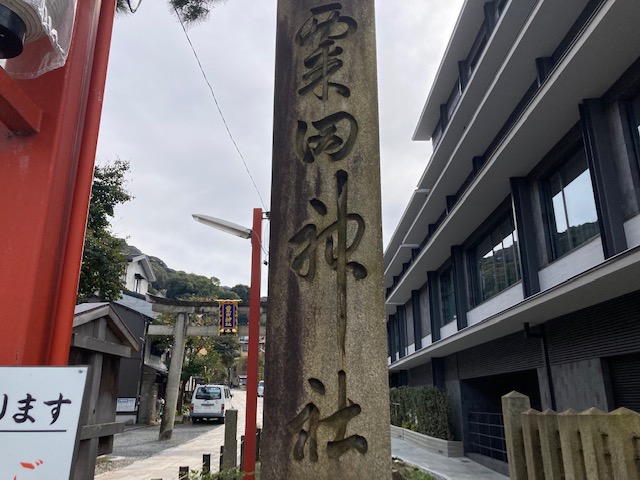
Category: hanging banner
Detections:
[{"x1": 218, "y1": 300, "x2": 240, "y2": 334}]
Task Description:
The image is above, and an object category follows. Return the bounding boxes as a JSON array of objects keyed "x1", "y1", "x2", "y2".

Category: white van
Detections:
[{"x1": 190, "y1": 384, "x2": 232, "y2": 423}]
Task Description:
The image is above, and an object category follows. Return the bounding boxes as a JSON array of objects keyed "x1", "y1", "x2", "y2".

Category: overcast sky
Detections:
[{"x1": 96, "y1": 0, "x2": 464, "y2": 293}]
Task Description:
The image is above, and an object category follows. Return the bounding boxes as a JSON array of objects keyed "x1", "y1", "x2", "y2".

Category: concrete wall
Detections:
[
  {"x1": 444, "y1": 355, "x2": 464, "y2": 441},
  {"x1": 467, "y1": 282, "x2": 524, "y2": 326},
  {"x1": 625, "y1": 214, "x2": 640, "y2": 248},
  {"x1": 538, "y1": 237, "x2": 604, "y2": 291},
  {"x1": 408, "y1": 362, "x2": 433, "y2": 386},
  {"x1": 551, "y1": 358, "x2": 613, "y2": 412}
]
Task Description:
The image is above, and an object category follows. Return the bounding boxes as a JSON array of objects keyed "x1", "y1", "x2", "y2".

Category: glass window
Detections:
[
  {"x1": 445, "y1": 80, "x2": 462, "y2": 123},
  {"x1": 631, "y1": 97, "x2": 640, "y2": 163},
  {"x1": 432, "y1": 119, "x2": 443, "y2": 147},
  {"x1": 195, "y1": 386, "x2": 221, "y2": 400},
  {"x1": 633, "y1": 98, "x2": 640, "y2": 136},
  {"x1": 545, "y1": 149, "x2": 599, "y2": 259},
  {"x1": 466, "y1": 23, "x2": 488, "y2": 75},
  {"x1": 439, "y1": 267, "x2": 456, "y2": 325},
  {"x1": 473, "y1": 215, "x2": 521, "y2": 303}
]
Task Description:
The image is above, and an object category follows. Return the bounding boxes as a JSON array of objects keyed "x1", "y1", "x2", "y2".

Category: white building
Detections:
[{"x1": 123, "y1": 254, "x2": 156, "y2": 294}]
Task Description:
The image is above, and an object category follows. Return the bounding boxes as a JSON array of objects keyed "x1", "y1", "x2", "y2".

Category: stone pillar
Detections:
[
  {"x1": 263, "y1": 1, "x2": 391, "y2": 479},
  {"x1": 538, "y1": 409, "x2": 563, "y2": 480},
  {"x1": 223, "y1": 409, "x2": 238, "y2": 469},
  {"x1": 607, "y1": 408, "x2": 640, "y2": 479},
  {"x1": 578, "y1": 408, "x2": 610, "y2": 480},
  {"x1": 139, "y1": 372, "x2": 157, "y2": 425},
  {"x1": 557, "y1": 409, "x2": 586, "y2": 480},
  {"x1": 159, "y1": 312, "x2": 188, "y2": 440},
  {"x1": 521, "y1": 409, "x2": 544, "y2": 480},
  {"x1": 501, "y1": 391, "x2": 531, "y2": 480}
]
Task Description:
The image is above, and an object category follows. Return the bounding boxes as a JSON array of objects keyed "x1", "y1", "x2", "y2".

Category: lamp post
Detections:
[{"x1": 192, "y1": 208, "x2": 263, "y2": 479}]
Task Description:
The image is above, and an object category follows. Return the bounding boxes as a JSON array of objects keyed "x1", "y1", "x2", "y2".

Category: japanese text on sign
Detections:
[
  {"x1": 287, "y1": 2, "x2": 369, "y2": 462},
  {"x1": 0, "y1": 367, "x2": 88, "y2": 480}
]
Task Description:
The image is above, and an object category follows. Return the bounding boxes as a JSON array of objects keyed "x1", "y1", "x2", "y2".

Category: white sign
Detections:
[
  {"x1": 0, "y1": 367, "x2": 88, "y2": 480},
  {"x1": 116, "y1": 397, "x2": 137, "y2": 413}
]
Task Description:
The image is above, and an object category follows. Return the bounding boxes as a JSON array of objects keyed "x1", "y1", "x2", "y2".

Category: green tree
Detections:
[
  {"x1": 77, "y1": 159, "x2": 132, "y2": 301},
  {"x1": 153, "y1": 312, "x2": 241, "y2": 410},
  {"x1": 178, "y1": 337, "x2": 226, "y2": 410},
  {"x1": 230, "y1": 284, "x2": 250, "y2": 304},
  {"x1": 163, "y1": 272, "x2": 216, "y2": 298},
  {"x1": 116, "y1": 0, "x2": 225, "y2": 24},
  {"x1": 209, "y1": 335, "x2": 241, "y2": 371},
  {"x1": 148, "y1": 258, "x2": 242, "y2": 300}
]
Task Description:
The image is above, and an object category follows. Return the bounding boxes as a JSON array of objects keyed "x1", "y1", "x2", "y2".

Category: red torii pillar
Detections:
[{"x1": 0, "y1": 0, "x2": 116, "y2": 366}]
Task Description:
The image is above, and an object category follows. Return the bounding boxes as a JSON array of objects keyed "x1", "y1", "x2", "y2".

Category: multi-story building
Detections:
[{"x1": 384, "y1": 0, "x2": 640, "y2": 473}]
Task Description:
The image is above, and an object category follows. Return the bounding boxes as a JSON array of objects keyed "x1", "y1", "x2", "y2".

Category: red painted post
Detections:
[
  {"x1": 0, "y1": 0, "x2": 116, "y2": 366},
  {"x1": 243, "y1": 207, "x2": 262, "y2": 479},
  {"x1": 49, "y1": 0, "x2": 117, "y2": 366}
]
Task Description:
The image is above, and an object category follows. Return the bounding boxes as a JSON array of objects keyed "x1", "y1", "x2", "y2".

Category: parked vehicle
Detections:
[
  {"x1": 257, "y1": 380, "x2": 265, "y2": 397},
  {"x1": 190, "y1": 384, "x2": 232, "y2": 423}
]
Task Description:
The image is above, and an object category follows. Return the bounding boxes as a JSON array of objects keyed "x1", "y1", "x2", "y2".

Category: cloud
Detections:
[{"x1": 97, "y1": 0, "x2": 463, "y2": 292}]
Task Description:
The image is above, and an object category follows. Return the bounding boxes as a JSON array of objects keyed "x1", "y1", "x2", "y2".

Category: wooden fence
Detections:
[{"x1": 502, "y1": 391, "x2": 640, "y2": 479}]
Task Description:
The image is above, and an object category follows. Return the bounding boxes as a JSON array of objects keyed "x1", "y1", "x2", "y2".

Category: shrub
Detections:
[
  {"x1": 390, "y1": 386, "x2": 453, "y2": 441},
  {"x1": 186, "y1": 467, "x2": 243, "y2": 480}
]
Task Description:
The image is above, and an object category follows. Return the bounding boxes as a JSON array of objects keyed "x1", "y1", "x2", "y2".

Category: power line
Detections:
[{"x1": 173, "y1": 8, "x2": 268, "y2": 212}]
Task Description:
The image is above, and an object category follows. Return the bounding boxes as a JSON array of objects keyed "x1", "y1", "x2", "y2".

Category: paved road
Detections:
[
  {"x1": 95, "y1": 388, "x2": 263, "y2": 478},
  {"x1": 95, "y1": 389, "x2": 506, "y2": 480}
]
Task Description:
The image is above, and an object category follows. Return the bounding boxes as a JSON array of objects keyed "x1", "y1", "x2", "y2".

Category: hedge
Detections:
[{"x1": 389, "y1": 386, "x2": 453, "y2": 441}]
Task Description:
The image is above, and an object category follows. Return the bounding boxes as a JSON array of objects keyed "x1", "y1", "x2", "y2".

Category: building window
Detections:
[
  {"x1": 134, "y1": 274, "x2": 143, "y2": 294},
  {"x1": 493, "y1": 0, "x2": 507, "y2": 19},
  {"x1": 444, "y1": 79, "x2": 462, "y2": 123},
  {"x1": 471, "y1": 215, "x2": 521, "y2": 303},
  {"x1": 439, "y1": 266, "x2": 456, "y2": 325},
  {"x1": 432, "y1": 120, "x2": 443, "y2": 147},
  {"x1": 630, "y1": 95, "x2": 640, "y2": 165},
  {"x1": 544, "y1": 147, "x2": 599, "y2": 259},
  {"x1": 466, "y1": 22, "x2": 488, "y2": 77}
]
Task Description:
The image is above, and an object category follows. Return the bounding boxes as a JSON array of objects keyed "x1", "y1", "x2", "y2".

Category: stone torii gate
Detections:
[{"x1": 146, "y1": 294, "x2": 220, "y2": 440}]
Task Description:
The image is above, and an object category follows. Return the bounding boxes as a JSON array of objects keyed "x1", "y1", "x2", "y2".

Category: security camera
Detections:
[{"x1": 0, "y1": 3, "x2": 26, "y2": 59}]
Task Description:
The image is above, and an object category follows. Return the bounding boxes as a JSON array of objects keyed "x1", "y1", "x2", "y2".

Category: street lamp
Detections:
[
  {"x1": 192, "y1": 214, "x2": 252, "y2": 239},
  {"x1": 192, "y1": 209, "x2": 264, "y2": 480}
]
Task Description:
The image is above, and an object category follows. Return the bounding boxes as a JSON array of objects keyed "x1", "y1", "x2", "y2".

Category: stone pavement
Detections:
[
  {"x1": 95, "y1": 389, "x2": 259, "y2": 480},
  {"x1": 95, "y1": 425, "x2": 230, "y2": 479},
  {"x1": 95, "y1": 387, "x2": 506, "y2": 480},
  {"x1": 391, "y1": 437, "x2": 508, "y2": 480},
  {"x1": 96, "y1": 425, "x2": 507, "y2": 480}
]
